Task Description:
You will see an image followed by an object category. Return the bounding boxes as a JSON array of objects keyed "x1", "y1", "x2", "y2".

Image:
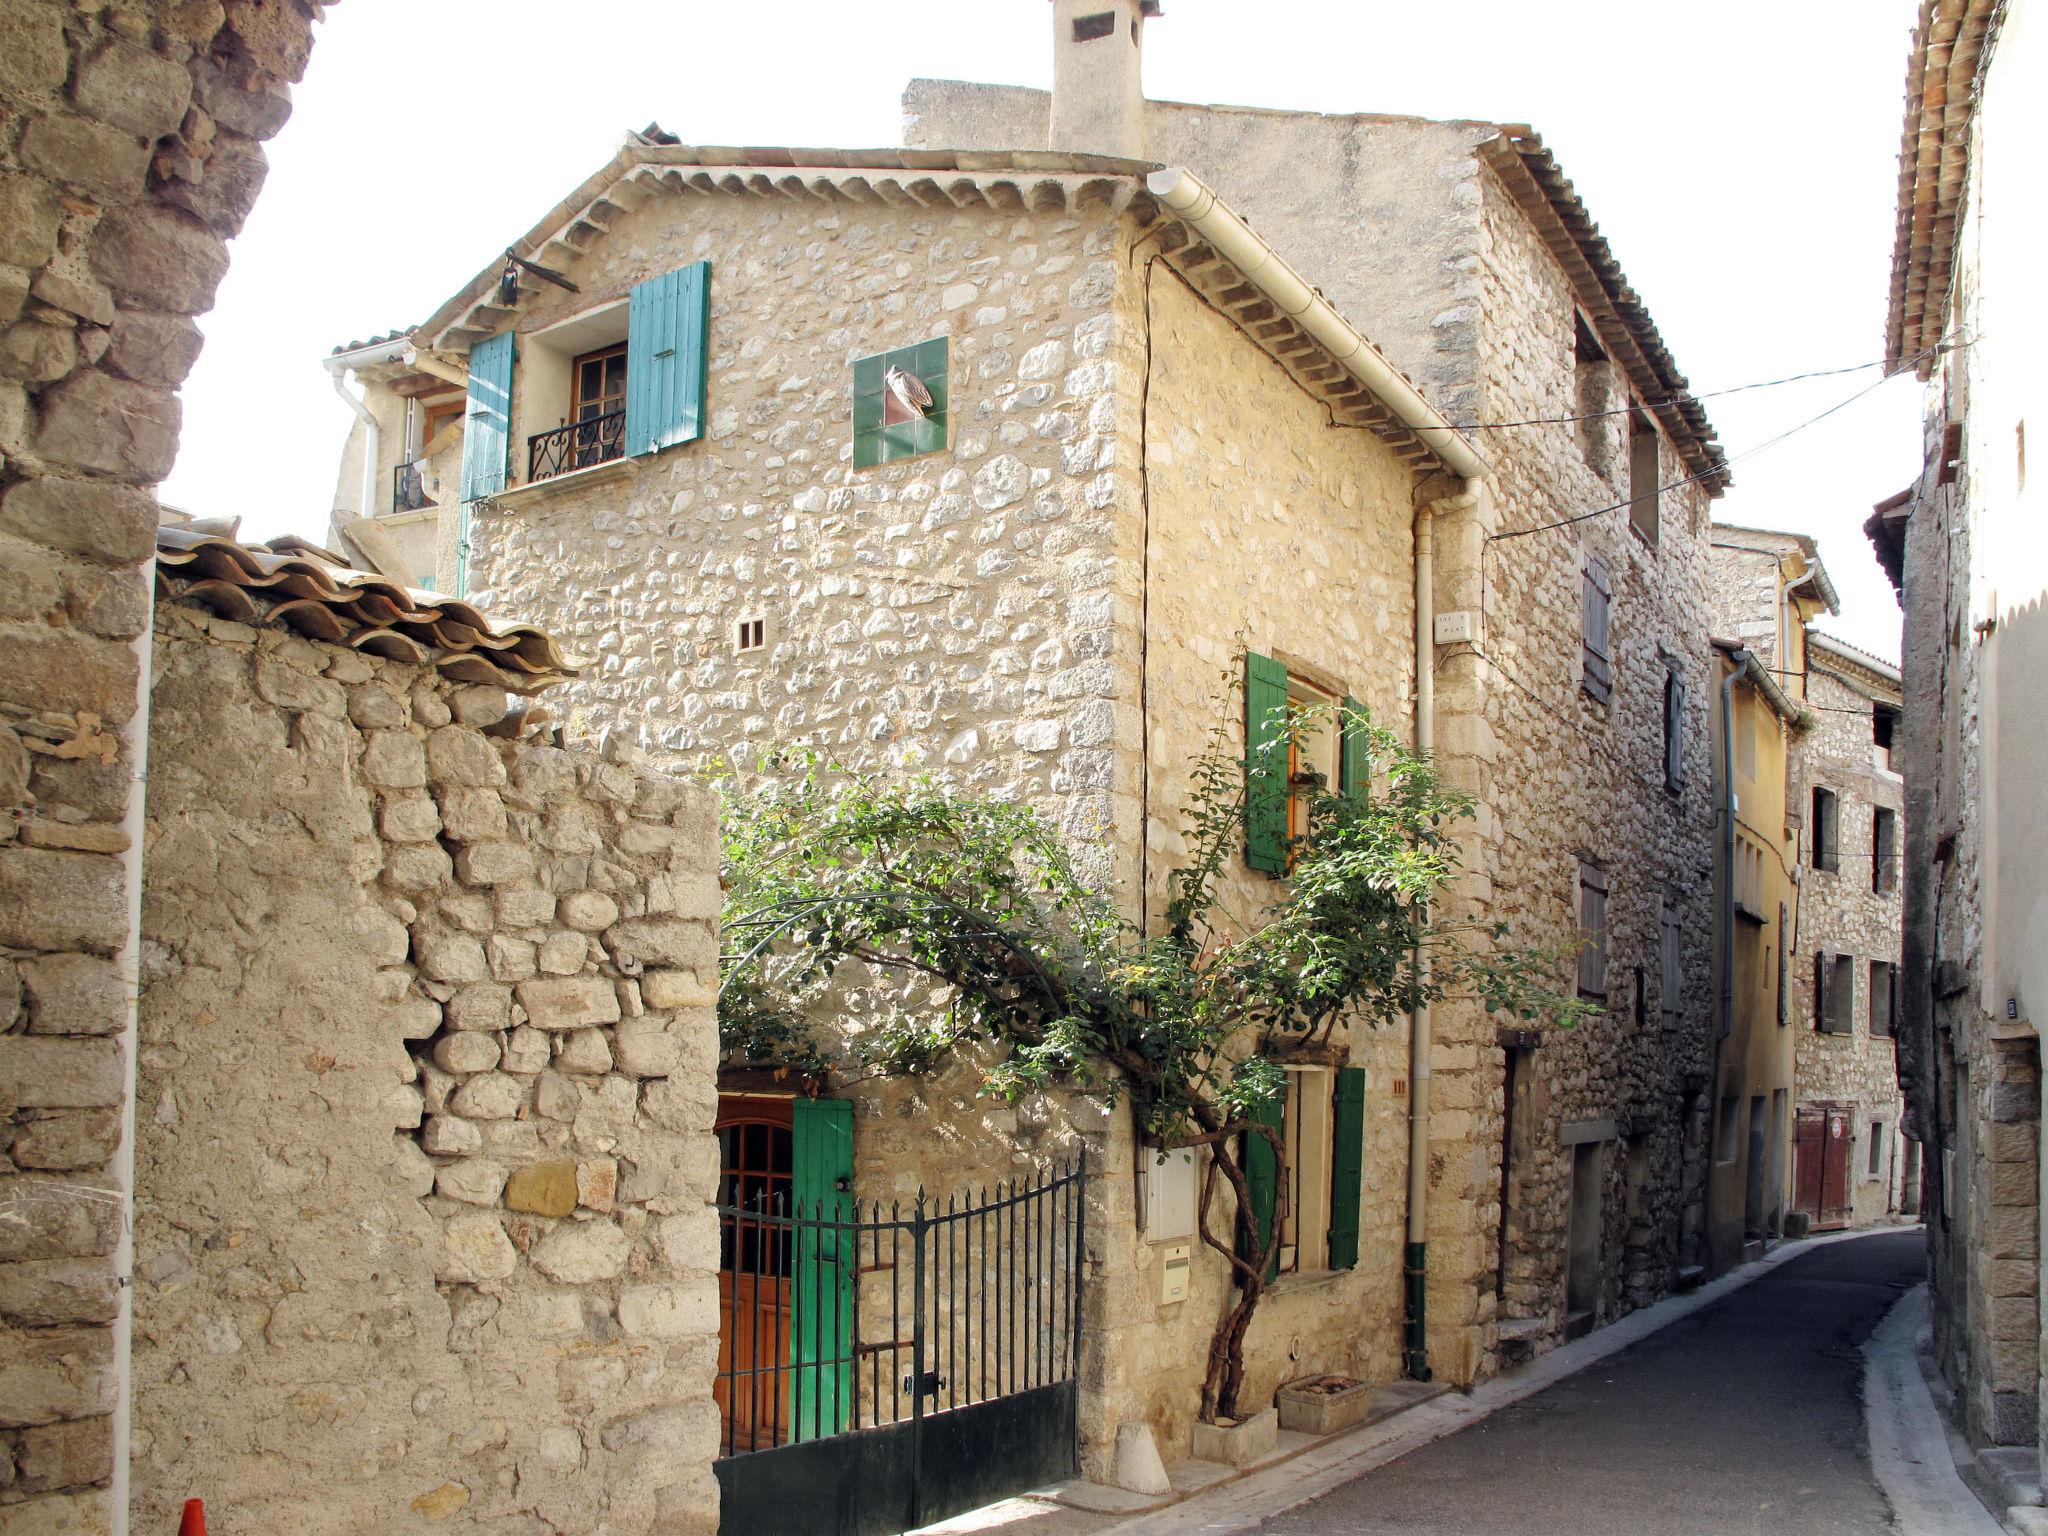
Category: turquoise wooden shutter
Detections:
[
  {"x1": 790, "y1": 1097, "x2": 853, "y2": 1441},
  {"x1": 1327, "y1": 1067, "x2": 1366, "y2": 1269},
  {"x1": 1239, "y1": 1086, "x2": 1283, "y2": 1284},
  {"x1": 624, "y1": 260, "x2": 710, "y2": 457},
  {"x1": 460, "y1": 330, "x2": 514, "y2": 501},
  {"x1": 1245, "y1": 652, "x2": 1290, "y2": 873},
  {"x1": 1340, "y1": 695, "x2": 1368, "y2": 801}
]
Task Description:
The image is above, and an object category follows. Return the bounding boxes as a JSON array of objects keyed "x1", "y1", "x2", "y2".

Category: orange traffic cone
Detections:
[{"x1": 178, "y1": 1499, "x2": 206, "y2": 1536}]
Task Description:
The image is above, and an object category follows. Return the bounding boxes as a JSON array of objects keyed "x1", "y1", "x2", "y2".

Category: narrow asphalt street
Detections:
[{"x1": 1262, "y1": 1231, "x2": 1927, "y2": 1536}]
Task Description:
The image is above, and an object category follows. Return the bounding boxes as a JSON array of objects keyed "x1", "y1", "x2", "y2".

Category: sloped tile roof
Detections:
[
  {"x1": 154, "y1": 527, "x2": 578, "y2": 693},
  {"x1": 1885, "y1": 0, "x2": 2004, "y2": 376},
  {"x1": 1480, "y1": 127, "x2": 1729, "y2": 495}
]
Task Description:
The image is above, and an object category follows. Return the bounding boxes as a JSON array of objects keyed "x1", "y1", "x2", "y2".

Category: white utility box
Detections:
[
  {"x1": 1159, "y1": 1241, "x2": 1192, "y2": 1304},
  {"x1": 1142, "y1": 1146, "x2": 1197, "y2": 1242}
]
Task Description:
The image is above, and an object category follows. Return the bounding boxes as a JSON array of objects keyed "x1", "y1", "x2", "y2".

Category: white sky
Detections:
[{"x1": 163, "y1": 0, "x2": 1924, "y2": 660}]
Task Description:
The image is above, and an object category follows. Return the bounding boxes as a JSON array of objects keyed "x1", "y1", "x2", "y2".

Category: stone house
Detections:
[
  {"x1": 1704, "y1": 636, "x2": 1802, "y2": 1272},
  {"x1": 317, "y1": 0, "x2": 1732, "y2": 1492},
  {"x1": 1871, "y1": 0, "x2": 2047, "y2": 1469},
  {"x1": 906, "y1": 0, "x2": 1731, "y2": 1363},
  {"x1": 0, "y1": 4, "x2": 331, "y2": 1532},
  {"x1": 1705, "y1": 523, "x2": 1908, "y2": 1239},
  {"x1": 1791, "y1": 632, "x2": 1911, "y2": 1229}
]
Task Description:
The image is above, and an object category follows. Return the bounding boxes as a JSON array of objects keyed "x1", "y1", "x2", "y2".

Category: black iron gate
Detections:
[{"x1": 714, "y1": 1155, "x2": 1087, "y2": 1536}]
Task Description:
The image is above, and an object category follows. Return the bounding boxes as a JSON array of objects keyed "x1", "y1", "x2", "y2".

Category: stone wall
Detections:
[
  {"x1": 437, "y1": 165, "x2": 1459, "y2": 1466},
  {"x1": 906, "y1": 79, "x2": 1726, "y2": 1383},
  {"x1": 128, "y1": 600, "x2": 721, "y2": 1535},
  {"x1": 0, "y1": 4, "x2": 325, "y2": 1530},
  {"x1": 1791, "y1": 658, "x2": 1908, "y2": 1225}
]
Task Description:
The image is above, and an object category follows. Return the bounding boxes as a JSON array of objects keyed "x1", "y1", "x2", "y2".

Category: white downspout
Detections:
[
  {"x1": 108, "y1": 561, "x2": 156, "y2": 1536},
  {"x1": 323, "y1": 338, "x2": 413, "y2": 527},
  {"x1": 1403, "y1": 478, "x2": 1477, "y2": 1381},
  {"x1": 326, "y1": 358, "x2": 379, "y2": 526}
]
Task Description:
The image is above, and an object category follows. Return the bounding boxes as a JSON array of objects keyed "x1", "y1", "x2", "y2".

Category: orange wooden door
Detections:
[{"x1": 715, "y1": 1096, "x2": 794, "y2": 1454}]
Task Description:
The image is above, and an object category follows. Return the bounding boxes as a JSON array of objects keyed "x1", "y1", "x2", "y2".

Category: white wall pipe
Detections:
[
  {"x1": 1145, "y1": 167, "x2": 1489, "y2": 482},
  {"x1": 324, "y1": 338, "x2": 410, "y2": 524},
  {"x1": 1403, "y1": 480, "x2": 1477, "y2": 1383}
]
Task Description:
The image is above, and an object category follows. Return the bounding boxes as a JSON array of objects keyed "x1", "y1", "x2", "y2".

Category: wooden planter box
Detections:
[{"x1": 1276, "y1": 1375, "x2": 1375, "y2": 1436}]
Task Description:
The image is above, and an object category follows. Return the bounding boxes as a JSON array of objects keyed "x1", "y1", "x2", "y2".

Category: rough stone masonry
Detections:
[
  {"x1": 1, "y1": 3, "x2": 328, "y2": 1532},
  {"x1": 124, "y1": 596, "x2": 723, "y2": 1536}
]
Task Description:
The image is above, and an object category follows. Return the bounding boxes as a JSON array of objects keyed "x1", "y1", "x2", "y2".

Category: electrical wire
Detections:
[{"x1": 1449, "y1": 342, "x2": 1965, "y2": 432}]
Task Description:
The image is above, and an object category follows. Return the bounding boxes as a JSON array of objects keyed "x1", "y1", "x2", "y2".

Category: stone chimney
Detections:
[{"x1": 1049, "y1": 0, "x2": 1158, "y2": 160}]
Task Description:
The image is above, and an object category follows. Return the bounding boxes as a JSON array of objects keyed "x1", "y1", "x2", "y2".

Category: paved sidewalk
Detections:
[{"x1": 1259, "y1": 1230, "x2": 1924, "y2": 1536}]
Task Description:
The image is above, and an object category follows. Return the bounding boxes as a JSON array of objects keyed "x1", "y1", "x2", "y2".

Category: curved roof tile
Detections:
[{"x1": 155, "y1": 527, "x2": 579, "y2": 693}]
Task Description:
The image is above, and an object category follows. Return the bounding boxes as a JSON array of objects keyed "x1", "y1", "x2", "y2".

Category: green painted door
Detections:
[{"x1": 790, "y1": 1096, "x2": 854, "y2": 1440}]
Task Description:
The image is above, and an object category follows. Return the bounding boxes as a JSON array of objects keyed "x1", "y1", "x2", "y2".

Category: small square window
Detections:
[
  {"x1": 735, "y1": 617, "x2": 767, "y2": 654},
  {"x1": 853, "y1": 338, "x2": 950, "y2": 468}
]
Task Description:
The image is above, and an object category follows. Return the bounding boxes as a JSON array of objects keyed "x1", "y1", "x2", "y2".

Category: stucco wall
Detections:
[{"x1": 130, "y1": 601, "x2": 722, "y2": 1536}]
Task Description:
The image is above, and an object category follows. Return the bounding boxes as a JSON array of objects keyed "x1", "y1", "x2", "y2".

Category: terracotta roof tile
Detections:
[{"x1": 154, "y1": 527, "x2": 579, "y2": 693}]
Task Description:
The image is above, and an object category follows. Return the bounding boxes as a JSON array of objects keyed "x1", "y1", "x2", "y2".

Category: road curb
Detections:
[
  {"x1": 1092, "y1": 1226, "x2": 1905, "y2": 1536},
  {"x1": 1863, "y1": 1282, "x2": 2008, "y2": 1536}
]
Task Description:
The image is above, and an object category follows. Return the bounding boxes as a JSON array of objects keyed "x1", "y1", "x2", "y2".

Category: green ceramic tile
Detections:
[
  {"x1": 850, "y1": 336, "x2": 952, "y2": 468},
  {"x1": 853, "y1": 430, "x2": 881, "y2": 469},
  {"x1": 853, "y1": 391, "x2": 883, "y2": 436},
  {"x1": 853, "y1": 354, "x2": 884, "y2": 397}
]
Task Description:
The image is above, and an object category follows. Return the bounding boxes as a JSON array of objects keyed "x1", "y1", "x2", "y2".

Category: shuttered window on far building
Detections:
[
  {"x1": 1581, "y1": 551, "x2": 1613, "y2": 702},
  {"x1": 1577, "y1": 860, "x2": 1608, "y2": 999},
  {"x1": 1659, "y1": 902, "x2": 1682, "y2": 1024}
]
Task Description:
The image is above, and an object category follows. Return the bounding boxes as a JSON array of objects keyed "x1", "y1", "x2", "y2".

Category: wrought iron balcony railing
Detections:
[
  {"x1": 391, "y1": 459, "x2": 431, "y2": 514},
  {"x1": 528, "y1": 409, "x2": 625, "y2": 483}
]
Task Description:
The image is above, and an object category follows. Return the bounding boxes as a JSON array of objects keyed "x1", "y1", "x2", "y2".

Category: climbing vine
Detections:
[{"x1": 717, "y1": 664, "x2": 1588, "y2": 1423}]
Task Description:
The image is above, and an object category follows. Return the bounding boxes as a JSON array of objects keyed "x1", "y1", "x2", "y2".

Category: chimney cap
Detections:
[{"x1": 1054, "y1": 0, "x2": 1162, "y2": 10}]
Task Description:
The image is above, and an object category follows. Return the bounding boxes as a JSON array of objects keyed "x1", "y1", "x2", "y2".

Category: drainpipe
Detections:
[
  {"x1": 324, "y1": 337, "x2": 413, "y2": 526},
  {"x1": 108, "y1": 561, "x2": 157, "y2": 1536},
  {"x1": 1403, "y1": 479, "x2": 1475, "y2": 1382},
  {"x1": 1704, "y1": 648, "x2": 1754, "y2": 1274}
]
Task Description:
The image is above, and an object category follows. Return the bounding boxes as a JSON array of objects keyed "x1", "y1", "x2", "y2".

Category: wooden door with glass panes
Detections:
[
  {"x1": 571, "y1": 342, "x2": 627, "y2": 469},
  {"x1": 715, "y1": 1095, "x2": 793, "y2": 1452}
]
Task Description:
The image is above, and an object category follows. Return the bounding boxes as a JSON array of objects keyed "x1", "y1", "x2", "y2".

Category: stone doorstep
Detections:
[{"x1": 1024, "y1": 1380, "x2": 1454, "y2": 1520}]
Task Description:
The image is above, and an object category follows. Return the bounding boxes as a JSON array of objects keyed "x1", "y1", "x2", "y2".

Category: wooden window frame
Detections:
[
  {"x1": 1627, "y1": 407, "x2": 1661, "y2": 548},
  {"x1": 1811, "y1": 786, "x2": 1840, "y2": 872},
  {"x1": 572, "y1": 341, "x2": 629, "y2": 423},
  {"x1": 1872, "y1": 807, "x2": 1898, "y2": 894}
]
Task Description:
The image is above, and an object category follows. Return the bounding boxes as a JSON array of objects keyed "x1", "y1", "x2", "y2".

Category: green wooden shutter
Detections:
[
  {"x1": 790, "y1": 1097, "x2": 853, "y2": 1441},
  {"x1": 1245, "y1": 652, "x2": 1290, "y2": 873},
  {"x1": 1239, "y1": 1087, "x2": 1284, "y2": 1284},
  {"x1": 1340, "y1": 695, "x2": 1368, "y2": 801},
  {"x1": 460, "y1": 330, "x2": 514, "y2": 501},
  {"x1": 624, "y1": 260, "x2": 711, "y2": 457},
  {"x1": 1327, "y1": 1067, "x2": 1366, "y2": 1269}
]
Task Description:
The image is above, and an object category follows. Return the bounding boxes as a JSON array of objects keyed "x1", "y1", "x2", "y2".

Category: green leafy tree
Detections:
[{"x1": 719, "y1": 668, "x2": 1587, "y2": 1423}]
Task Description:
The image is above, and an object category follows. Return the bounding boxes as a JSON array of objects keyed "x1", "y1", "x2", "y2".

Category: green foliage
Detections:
[{"x1": 717, "y1": 664, "x2": 1590, "y2": 1419}]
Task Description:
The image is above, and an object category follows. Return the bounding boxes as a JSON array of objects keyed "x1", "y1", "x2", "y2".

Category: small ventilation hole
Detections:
[
  {"x1": 735, "y1": 617, "x2": 767, "y2": 654},
  {"x1": 1073, "y1": 12, "x2": 1117, "y2": 41}
]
